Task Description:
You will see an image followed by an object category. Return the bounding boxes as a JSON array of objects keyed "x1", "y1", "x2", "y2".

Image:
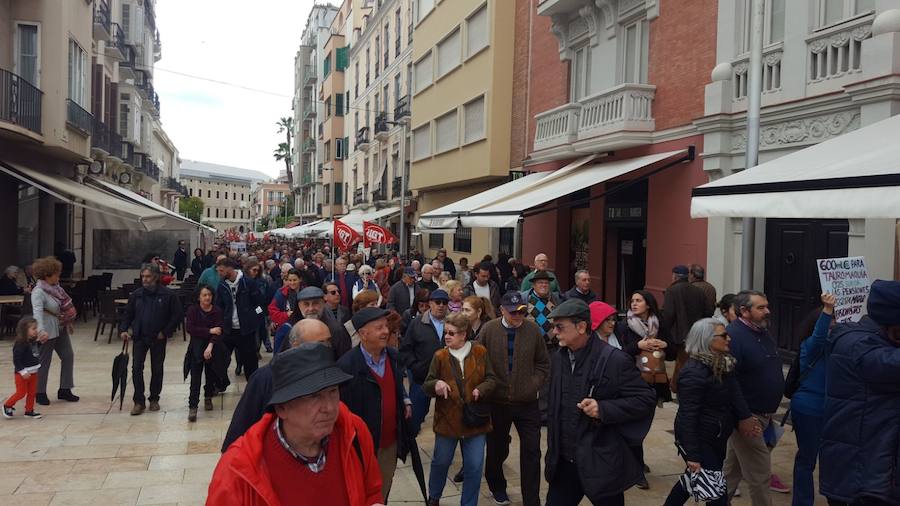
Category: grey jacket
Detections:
[{"x1": 32, "y1": 286, "x2": 62, "y2": 339}]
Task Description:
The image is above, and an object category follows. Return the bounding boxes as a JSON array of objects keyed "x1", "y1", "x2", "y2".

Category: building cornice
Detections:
[{"x1": 348, "y1": 0, "x2": 401, "y2": 60}]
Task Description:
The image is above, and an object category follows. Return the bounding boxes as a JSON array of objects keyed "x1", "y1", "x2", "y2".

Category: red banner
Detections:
[
  {"x1": 333, "y1": 219, "x2": 363, "y2": 252},
  {"x1": 363, "y1": 221, "x2": 398, "y2": 248}
]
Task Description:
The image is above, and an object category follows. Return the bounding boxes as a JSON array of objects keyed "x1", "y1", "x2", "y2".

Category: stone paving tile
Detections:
[
  {"x1": 136, "y1": 483, "x2": 209, "y2": 505},
  {"x1": 48, "y1": 487, "x2": 141, "y2": 506},
  {"x1": 102, "y1": 469, "x2": 185, "y2": 489}
]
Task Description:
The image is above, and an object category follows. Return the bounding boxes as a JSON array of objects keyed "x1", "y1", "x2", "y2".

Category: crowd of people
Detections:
[{"x1": 1, "y1": 238, "x2": 898, "y2": 506}]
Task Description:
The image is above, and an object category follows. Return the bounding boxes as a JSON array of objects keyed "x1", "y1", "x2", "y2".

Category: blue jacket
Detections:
[
  {"x1": 215, "y1": 274, "x2": 263, "y2": 337},
  {"x1": 789, "y1": 312, "x2": 833, "y2": 417},
  {"x1": 726, "y1": 319, "x2": 784, "y2": 414},
  {"x1": 819, "y1": 317, "x2": 900, "y2": 504},
  {"x1": 198, "y1": 266, "x2": 221, "y2": 290}
]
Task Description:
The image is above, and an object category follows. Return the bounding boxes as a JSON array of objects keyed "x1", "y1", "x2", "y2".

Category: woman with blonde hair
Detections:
[
  {"x1": 30, "y1": 256, "x2": 79, "y2": 406},
  {"x1": 460, "y1": 296, "x2": 494, "y2": 339},
  {"x1": 443, "y1": 280, "x2": 464, "y2": 313}
]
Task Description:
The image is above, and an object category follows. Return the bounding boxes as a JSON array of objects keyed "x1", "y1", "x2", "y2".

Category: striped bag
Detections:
[{"x1": 678, "y1": 468, "x2": 727, "y2": 502}]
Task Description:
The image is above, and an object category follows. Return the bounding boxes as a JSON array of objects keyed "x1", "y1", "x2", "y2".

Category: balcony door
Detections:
[{"x1": 571, "y1": 44, "x2": 590, "y2": 101}]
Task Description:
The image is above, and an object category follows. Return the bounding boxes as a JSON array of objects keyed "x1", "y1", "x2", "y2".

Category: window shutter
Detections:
[
  {"x1": 343, "y1": 136, "x2": 349, "y2": 159},
  {"x1": 336, "y1": 93, "x2": 344, "y2": 117}
]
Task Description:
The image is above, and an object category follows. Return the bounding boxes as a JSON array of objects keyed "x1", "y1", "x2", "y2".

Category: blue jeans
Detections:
[
  {"x1": 408, "y1": 374, "x2": 431, "y2": 436},
  {"x1": 429, "y1": 434, "x2": 486, "y2": 506},
  {"x1": 792, "y1": 410, "x2": 823, "y2": 506}
]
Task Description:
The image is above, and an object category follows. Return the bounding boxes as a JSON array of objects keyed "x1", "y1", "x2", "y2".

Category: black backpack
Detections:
[{"x1": 783, "y1": 347, "x2": 825, "y2": 399}]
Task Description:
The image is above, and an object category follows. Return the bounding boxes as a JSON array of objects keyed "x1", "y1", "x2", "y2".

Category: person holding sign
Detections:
[
  {"x1": 787, "y1": 293, "x2": 836, "y2": 506},
  {"x1": 820, "y1": 280, "x2": 900, "y2": 506}
]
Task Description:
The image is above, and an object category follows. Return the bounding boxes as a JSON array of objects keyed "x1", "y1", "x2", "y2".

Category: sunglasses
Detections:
[
  {"x1": 445, "y1": 330, "x2": 464, "y2": 337},
  {"x1": 431, "y1": 300, "x2": 449, "y2": 305}
]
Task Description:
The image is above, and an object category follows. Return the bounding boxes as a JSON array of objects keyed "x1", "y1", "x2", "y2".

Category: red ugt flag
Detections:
[
  {"x1": 333, "y1": 219, "x2": 363, "y2": 252},
  {"x1": 363, "y1": 221, "x2": 398, "y2": 248}
]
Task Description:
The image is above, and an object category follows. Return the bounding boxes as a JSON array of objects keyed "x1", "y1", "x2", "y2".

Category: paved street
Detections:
[{"x1": 0, "y1": 315, "x2": 811, "y2": 505}]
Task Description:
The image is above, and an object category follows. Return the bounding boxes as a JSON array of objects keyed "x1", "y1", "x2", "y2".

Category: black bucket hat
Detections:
[{"x1": 267, "y1": 343, "x2": 352, "y2": 409}]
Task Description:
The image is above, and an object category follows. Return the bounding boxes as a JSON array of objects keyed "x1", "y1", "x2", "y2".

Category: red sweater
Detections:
[{"x1": 373, "y1": 360, "x2": 398, "y2": 449}]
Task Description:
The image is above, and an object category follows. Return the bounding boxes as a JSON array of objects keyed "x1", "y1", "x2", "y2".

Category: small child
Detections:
[{"x1": 3, "y1": 317, "x2": 42, "y2": 419}]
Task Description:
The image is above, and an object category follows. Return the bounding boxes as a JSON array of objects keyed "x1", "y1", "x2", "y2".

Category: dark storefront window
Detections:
[
  {"x1": 429, "y1": 233, "x2": 444, "y2": 250},
  {"x1": 452, "y1": 227, "x2": 471, "y2": 253}
]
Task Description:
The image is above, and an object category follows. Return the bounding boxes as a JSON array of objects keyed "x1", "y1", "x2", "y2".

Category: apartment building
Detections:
[
  {"x1": 294, "y1": 4, "x2": 339, "y2": 222},
  {"x1": 180, "y1": 160, "x2": 271, "y2": 232},
  {"x1": 410, "y1": 0, "x2": 516, "y2": 259},
  {"x1": 346, "y1": 0, "x2": 414, "y2": 243},
  {"x1": 253, "y1": 182, "x2": 292, "y2": 230}
]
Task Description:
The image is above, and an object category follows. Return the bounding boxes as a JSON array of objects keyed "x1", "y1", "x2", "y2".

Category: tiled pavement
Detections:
[{"x1": 0, "y1": 316, "x2": 819, "y2": 505}]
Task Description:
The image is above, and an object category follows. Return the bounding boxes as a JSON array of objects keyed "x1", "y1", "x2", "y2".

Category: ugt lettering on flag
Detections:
[{"x1": 363, "y1": 221, "x2": 398, "y2": 248}]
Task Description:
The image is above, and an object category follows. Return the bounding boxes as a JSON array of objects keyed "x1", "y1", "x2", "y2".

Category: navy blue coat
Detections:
[
  {"x1": 215, "y1": 274, "x2": 263, "y2": 337},
  {"x1": 820, "y1": 317, "x2": 900, "y2": 504}
]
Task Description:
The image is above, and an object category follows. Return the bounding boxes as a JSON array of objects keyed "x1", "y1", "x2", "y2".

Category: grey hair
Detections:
[
  {"x1": 732, "y1": 290, "x2": 766, "y2": 314},
  {"x1": 265, "y1": 259, "x2": 276, "y2": 269},
  {"x1": 690, "y1": 264, "x2": 706, "y2": 280},
  {"x1": 685, "y1": 318, "x2": 724, "y2": 355},
  {"x1": 4, "y1": 265, "x2": 19, "y2": 277},
  {"x1": 574, "y1": 269, "x2": 589, "y2": 281},
  {"x1": 358, "y1": 264, "x2": 374, "y2": 275},
  {"x1": 140, "y1": 263, "x2": 161, "y2": 279}
]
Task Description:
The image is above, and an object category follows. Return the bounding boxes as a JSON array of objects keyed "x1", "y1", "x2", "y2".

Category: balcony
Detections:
[
  {"x1": 805, "y1": 14, "x2": 874, "y2": 95},
  {"x1": 105, "y1": 23, "x2": 127, "y2": 61},
  {"x1": 372, "y1": 186, "x2": 387, "y2": 202},
  {"x1": 119, "y1": 140, "x2": 136, "y2": 168},
  {"x1": 533, "y1": 83, "x2": 656, "y2": 154},
  {"x1": 357, "y1": 127, "x2": 371, "y2": 152},
  {"x1": 90, "y1": 118, "x2": 122, "y2": 158},
  {"x1": 732, "y1": 43, "x2": 784, "y2": 101},
  {"x1": 303, "y1": 65, "x2": 316, "y2": 88},
  {"x1": 0, "y1": 68, "x2": 43, "y2": 136},
  {"x1": 302, "y1": 138, "x2": 315, "y2": 152},
  {"x1": 303, "y1": 103, "x2": 316, "y2": 120},
  {"x1": 394, "y1": 95, "x2": 411, "y2": 124},
  {"x1": 374, "y1": 112, "x2": 390, "y2": 142},
  {"x1": 93, "y1": 0, "x2": 112, "y2": 41},
  {"x1": 118, "y1": 44, "x2": 136, "y2": 79},
  {"x1": 391, "y1": 176, "x2": 411, "y2": 199},
  {"x1": 353, "y1": 187, "x2": 365, "y2": 205},
  {"x1": 133, "y1": 152, "x2": 160, "y2": 182},
  {"x1": 66, "y1": 99, "x2": 93, "y2": 136},
  {"x1": 163, "y1": 177, "x2": 187, "y2": 196}
]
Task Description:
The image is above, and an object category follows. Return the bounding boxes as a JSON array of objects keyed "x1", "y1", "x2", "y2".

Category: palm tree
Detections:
[{"x1": 275, "y1": 117, "x2": 294, "y2": 188}]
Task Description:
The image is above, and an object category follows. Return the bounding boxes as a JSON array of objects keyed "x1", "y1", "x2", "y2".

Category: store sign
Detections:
[
  {"x1": 607, "y1": 206, "x2": 644, "y2": 220},
  {"x1": 817, "y1": 256, "x2": 871, "y2": 322},
  {"x1": 509, "y1": 170, "x2": 528, "y2": 181}
]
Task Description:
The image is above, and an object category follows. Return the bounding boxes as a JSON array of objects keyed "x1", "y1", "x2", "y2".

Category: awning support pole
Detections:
[{"x1": 741, "y1": 0, "x2": 764, "y2": 290}]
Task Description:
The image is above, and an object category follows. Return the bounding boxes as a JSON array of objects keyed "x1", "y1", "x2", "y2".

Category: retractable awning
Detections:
[
  {"x1": 341, "y1": 206, "x2": 401, "y2": 227},
  {"x1": 691, "y1": 114, "x2": 900, "y2": 219},
  {"x1": 417, "y1": 151, "x2": 688, "y2": 230},
  {"x1": 88, "y1": 177, "x2": 204, "y2": 230},
  {"x1": 0, "y1": 161, "x2": 171, "y2": 231}
]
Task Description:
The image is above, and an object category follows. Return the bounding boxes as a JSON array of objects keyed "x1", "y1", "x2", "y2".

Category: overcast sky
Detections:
[{"x1": 155, "y1": 0, "x2": 322, "y2": 178}]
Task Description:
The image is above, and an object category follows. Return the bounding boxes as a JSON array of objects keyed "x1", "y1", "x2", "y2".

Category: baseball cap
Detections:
[{"x1": 500, "y1": 292, "x2": 526, "y2": 312}]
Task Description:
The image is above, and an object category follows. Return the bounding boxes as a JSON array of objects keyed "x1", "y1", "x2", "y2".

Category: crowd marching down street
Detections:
[{"x1": 1, "y1": 237, "x2": 898, "y2": 506}]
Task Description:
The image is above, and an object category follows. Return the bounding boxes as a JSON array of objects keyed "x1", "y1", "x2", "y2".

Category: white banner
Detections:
[{"x1": 817, "y1": 256, "x2": 870, "y2": 322}]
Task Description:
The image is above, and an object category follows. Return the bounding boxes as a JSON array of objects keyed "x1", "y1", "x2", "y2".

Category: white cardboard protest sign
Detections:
[{"x1": 816, "y1": 256, "x2": 870, "y2": 322}]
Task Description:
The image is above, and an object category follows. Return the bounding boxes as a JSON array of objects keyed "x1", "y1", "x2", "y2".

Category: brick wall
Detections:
[
  {"x1": 509, "y1": 0, "x2": 532, "y2": 169},
  {"x1": 649, "y1": 0, "x2": 718, "y2": 131}
]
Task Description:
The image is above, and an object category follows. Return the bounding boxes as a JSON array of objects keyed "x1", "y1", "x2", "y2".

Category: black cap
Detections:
[
  {"x1": 672, "y1": 265, "x2": 689, "y2": 276},
  {"x1": 548, "y1": 298, "x2": 592, "y2": 324},
  {"x1": 351, "y1": 307, "x2": 390, "y2": 332},
  {"x1": 267, "y1": 343, "x2": 352, "y2": 408},
  {"x1": 531, "y1": 270, "x2": 555, "y2": 282},
  {"x1": 500, "y1": 292, "x2": 527, "y2": 312},
  {"x1": 297, "y1": 286, "x2": 325, "y2": 300},
  {"x1": 429, "y1": 289, "x2": 450, "y2": 301}
]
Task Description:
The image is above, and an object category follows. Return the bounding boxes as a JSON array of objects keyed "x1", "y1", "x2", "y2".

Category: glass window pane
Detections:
[
  {"x1": 464, "y1": 96, "x2": 485, "y2": 143},
  {"x1": 413, "y1": 125, "x2": 430, "y2": 160},
  {"x1": 823, "y1": 0, "x2": 844, "y2": 25},
  {"x1": 17, "y1": 25, "x2": 38, "y2": 85},
  {"x1": 769, "y1": 0, "x2": 785, "y2": 43},
  {"x1": 414, "y1": 52, "x2": 432, "y2": 93},
  {"x1": 624, "y1": 24, "x2": 637, "y2": 83},
  {"x1": 855, "y1": 0, "x2": 875, "y2": 14},
  {"x1": 466, "y1": 4, "x2": 489, "y2": 57},
  {"x1": 435, "y1": 111, "x2": 458, "y2": 153},
  {"x1": 437, "y1": 29, "x2": 461, "y2": 77}
]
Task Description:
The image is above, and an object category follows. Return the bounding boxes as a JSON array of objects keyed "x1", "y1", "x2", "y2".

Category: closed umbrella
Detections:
[
  {"x1": 110, "y1": 339, "x2": 129, "y2": 410},
  {"x1": 402, "y1": 417, "x2": 428, "y2": 503}
]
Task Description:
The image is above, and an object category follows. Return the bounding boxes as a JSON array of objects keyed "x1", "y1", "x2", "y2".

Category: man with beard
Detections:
[{"x1": 293, "y1": 286, "x2": 352, "y2": 360}]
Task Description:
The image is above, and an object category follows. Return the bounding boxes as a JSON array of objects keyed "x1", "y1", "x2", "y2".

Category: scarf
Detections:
[
  {"x1": 626, "y1": 311, "x2": 659, "y2": 340},
  {"x1": 37, "y1": 279, "x2": 77, "y2": 326},
  {"x1": 448, "y1": 341, "x2": 472, "y2": 379},
  {"x1": 691, "y1": 352, "x2": 736, "y2": 381}
]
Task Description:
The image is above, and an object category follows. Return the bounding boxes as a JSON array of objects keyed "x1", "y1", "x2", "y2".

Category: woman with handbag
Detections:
[
  {"x1": 30, "y1": 256, "x2": 79, "y2": 406},
  {"x1": 664, "y1": 318, "x2": 749, "y2": 506},
  {"x1": 423, "y1": 312, "x2": 497, "y2": 506}
]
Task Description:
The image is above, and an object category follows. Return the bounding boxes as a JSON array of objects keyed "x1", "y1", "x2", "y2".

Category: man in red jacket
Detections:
[{"x1": 208, "y1": 343, "x2": 385, "y2": 506}]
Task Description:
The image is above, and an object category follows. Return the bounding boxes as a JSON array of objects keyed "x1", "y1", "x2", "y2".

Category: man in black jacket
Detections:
[
  {"x1": 214, "y1": 258, "x2": 263, "y2": 381},
  {"x1": 386, "y1": 267, "x2": 416, "y2": 315},
  {"x1": 337, "y1": 307, "x2": 411, "y2": 500},
  {"x1": 119, "y1": 263, "x2": 183, "y2": 416},
  {"x1": 561, "y1": 270, "x2": 598, "y2": 304},
  {"x1": 463, "y1": 262, "x2": 501, "y2": 315},
  {"x1": 545, "y1": 299, "x2": 656, "y2": 506},
  {"x1": 172, "y1": 240, "x2": 188, "y2": 281},
  {"x1": 221, "y1": 319, "x2": 331, "y2": 452},
  {"x1": 399, "y1": 288, "x2": 448, "y2": 436}
]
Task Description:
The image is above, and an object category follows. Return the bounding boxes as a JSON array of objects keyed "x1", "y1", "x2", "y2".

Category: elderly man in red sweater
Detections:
[{"x1": 208, "y1": 343, "x2": 385, "y2": 506}]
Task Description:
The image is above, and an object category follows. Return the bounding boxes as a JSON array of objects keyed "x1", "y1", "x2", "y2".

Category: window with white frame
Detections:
[
  {"x1": 413, "y1": 124, "x2": 431, "y2": 160},
  {"x1": 571, "y1": 43, "x2": 591, "y2": 101},
  {"x1": 416, "y1": 0, "x2": 435, "y2": 24},
  {"x1": 466, "y1": 4, "x2": 489, "y2": 58},
  {"x1": 463, "y1": 95, "x2": 485, "y2": 144},
  {"x1": 435, "y1": 110, "x2": 458, "y2": 153},
  {"x1": 620, "y1": 19, "x2": 649, "y2": 84},
  {"x1": 68, "y1": 39, "x2": 87, "y2": 106},
  {"x1": 820, "y1": 0, "x2": 875, "y2": 27},
  {"x1": 740, "y1": 0, "x2": 785, "y2": 51},
  {"x1": 437, "y1": 28, "x2": 461, "y2": 78},
  {"x1": 414, "y1": 51, "x2": 433, "y2": 94},
  {"x1": 15, "y1": 23, "x2": 39, "y2": 86}
]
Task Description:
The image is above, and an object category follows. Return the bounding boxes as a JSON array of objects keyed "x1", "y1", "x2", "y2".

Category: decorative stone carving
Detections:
[
  {"x1": 594, "y1": 0, "x2": 616, "y2": 34},
  {"x1": 550, "y1": 14, "x2": 571, "y2": 59},
  {"x1": 569, "y1": 16, "x2": 589, "y2": 41},
  {"x1": 618, "y1": 0, "x2": 645, "y2": 16},
  {"x1": 733, "y1": 62, "x2": 749, "y2": 76},
  {"x1": 730, "y1": 111, "x2": 860, "y2": 152},
  {"x1": 763, "y1": 51, "x2": 782, "y2": 66},
  {"x1": 549, "y1": 3, "x2": 615, "y2": 60}
]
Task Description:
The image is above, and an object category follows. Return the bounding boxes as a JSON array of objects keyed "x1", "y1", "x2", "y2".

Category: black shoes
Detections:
[
  {"x1": 452, "y1": 469, "x2": 464, "y2": 483},
  {"x1": 35, "y1": 393, "x2": 50, "y2": 406},
  {"x1": 58, "y1": 389, "x2": 80, "y2": 402}
]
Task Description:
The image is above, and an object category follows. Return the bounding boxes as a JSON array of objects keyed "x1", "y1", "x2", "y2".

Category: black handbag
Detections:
[{"x1": 448, "y1": 357, "x2": 491, "y2": 428}]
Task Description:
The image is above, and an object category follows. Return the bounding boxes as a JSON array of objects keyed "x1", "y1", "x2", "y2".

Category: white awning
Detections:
[
  {"x1": 341, "y1": 207, "x2": 400, "y2": 227},
  {"x1": 88, "y1": 177, "x2": 203, "y2": 230},
  {"x1": 284, "y1": 219, "x2": 326, "y2": 238},
  {"x1": 691, "y1": 114, "x2": 900, "y2": 219},
  {"x1": 0, "y1": 161, "x2": 171, "y2": 231},
  {"x1": 418, "y1": 151, "x2": 688, "y2": 230}
]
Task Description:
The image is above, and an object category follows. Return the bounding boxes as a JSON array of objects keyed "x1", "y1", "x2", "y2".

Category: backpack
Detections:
[{"x1": 783, "y1": 346, "x2": 825, "y2": 399}]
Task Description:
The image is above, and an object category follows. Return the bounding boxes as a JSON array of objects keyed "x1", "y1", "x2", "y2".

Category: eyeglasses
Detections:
[
  {"x1": 445, "y1": 330, "x2": 464, "y2": 336},
  {"x1": 431, "y1": 300, "x2": 449, "y2": 306},
  {"x1": 713, "y1": 333, "x2": 730, "y2": 339}
]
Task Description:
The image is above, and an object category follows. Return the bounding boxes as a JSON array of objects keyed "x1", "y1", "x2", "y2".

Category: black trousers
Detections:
[
  {"x1": 485, "y1": 401, "x2": 542, "y2": 506},
  {"x1": 175, "y1": 267, "x2": 185, "y2": 281},
  {"x1": 828, "y1": 499, "x2": 897, "y2": 506},
  {"x1": 546, "y1": 459, "x2": 625, "y2": 506},
  {"x1": 663, "y1": 434, "x2": 729, "y2": 506},
  {"x1": 132, "y1": 337, "x2": 166, "y2": 404},
  {"x1": 188, "y1": 338, "x2": 216, "y2": 409},
  {"x1": 219, "y1": 329, "x2": 258, "y2": 380}
]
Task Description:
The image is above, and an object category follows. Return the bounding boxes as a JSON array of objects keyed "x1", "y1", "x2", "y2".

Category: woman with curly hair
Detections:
[{"x1": 30, "y1": 256, "x2": 79, "y2": 406}]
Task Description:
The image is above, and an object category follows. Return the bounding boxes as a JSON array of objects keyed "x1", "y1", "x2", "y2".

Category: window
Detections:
[
  {"x1": 383, "y1": 84, "x2": 389, "y2": 114},
  {"x1": 122, "y1": 4, "x2": 131, "y2": 40},
  {"x1": 429, "y1": 233, "x2": 444, "y2": 249},
  {"x1": 336, "y1": 46, "x2": 349, "y2": 71},
  {"x1": 572, "y1": 44, "x2": 590, "y2": 101},
  {"x1": 437, "y1": 29, "x2": 461, "y2": 78},
  {"x1": 324, "y1": 53, "x2": 332, "y2": 78},
  {"x1": 414, "y1": 52, "x2": 433, "y2": 93},
  {"x1": 413, "y1": 124, "x2": 431, "y2": 160},
  {"x1": 15, "y1": 23, "x2": 39, "y2": 86},
  {"x1": 453, "y1": 227, "x2": 472, "y2": 253},
  {"x1": 324, "y1": 96, "x2": 332, "y2": 118},
  {"x1": 345, "y1": 92, "x2": 350, "y2": 115},
  {"x1": 335, "y1": 93, "x2": 344, "y2": 117},
  {"x1": 435, "y1": 110, "x2": 458, "y2": 153},
  {"x1": 395, "y1": 9, "x2": 402, "y2": 57},
  {"x1": 206, "y1": 208, "x2": 210, "y2": 217},
  {"x1": 354, "y1": 62, "x2": 360, "y2": 98},
  {"x1": 324, "y1": 141, "x2": 331, "y2": 161},
  {"x1": 225, "y1": 191, "x2": 228, "y2": 200},
  {"x1": 215, "y1": 208, "x2": 219, "y2": 218},
  {"x1": 463, "y1": 96, "x2": 485, "y2": 144},
  {"x1": 232, "y1": 209, "x2": 236, "y2": 219},
  {"x1": 189, "y1": 188, "x2": 193, "y2": 196},
  {"x1": 325, "y1": 184, "x2": 331, "y2": 204},
  {"x1": 233, "y1": 192, "x2": 236, "y2": 200},
  {"x1": 821, "y1": 0, "x2": 874, "y2": 27},
  {"x1": 375, "y1": 35, "x2": 381, "y2": 77},
  {"x1": 621, "y1": 19, "x2": 649, "y2": 84},
  {"x1": 336, "y1": 137, "x2": 345, "y2": 159},
  {"x1": 741, "y1": 0, "x2": 786, "y2": 50},
  {"x1": 68, "y1": 40, "x2": 87, "y2": 106},
  {"x1": 119, "y1": 102, "x2": 130, "y2": 138},
  {"x1": 207, "y1": 190, "x2": 211, "y2": 198},
  {"x1": 466, "y1": 4, "x2": 489, "y2": 58},
  {"x1": 384, "y1": 23, "x2": 390, "y2": 66},
  {"x1": 416, "y1": 0, "x2": 435, "y2": 23},
  {"x1": 241, "y1": 193, "x2": 244, "y2": 200}
]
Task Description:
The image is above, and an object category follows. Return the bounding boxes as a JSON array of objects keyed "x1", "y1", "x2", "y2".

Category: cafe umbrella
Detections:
[{"x1": 110, "y1": 339, "x2": 129, "y2": 410}]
